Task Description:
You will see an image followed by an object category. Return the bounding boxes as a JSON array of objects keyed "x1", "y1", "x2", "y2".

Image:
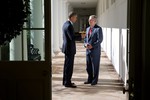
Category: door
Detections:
[
  {"x1": 125, "y1": 0, "x2": 149, "y2": 100},
  {"x1": 128, "y1": 0, "x2": 150, "y2": 100},
  {"x1": 0, "y1": 0, "x2": 51, "y2": 100},
  {"x1": 123, "y1": 0, "x2": 141, "y2": 99}
]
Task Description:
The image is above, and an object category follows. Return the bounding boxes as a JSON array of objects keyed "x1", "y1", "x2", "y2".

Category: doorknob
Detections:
[
  {"x1": 123, "y1": 80, "x2": 129, "y2": 94},
  {"x1": 123, "y1": 87, "x2": 129, "y2": 94},
  {"x1": 123, "y1": 79, "x2": 135, "y2": 99}
]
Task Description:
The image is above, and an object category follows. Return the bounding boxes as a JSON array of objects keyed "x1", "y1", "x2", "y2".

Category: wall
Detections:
[{"x1": 97, "y1": 0, "x2": 128, "y2": 83}]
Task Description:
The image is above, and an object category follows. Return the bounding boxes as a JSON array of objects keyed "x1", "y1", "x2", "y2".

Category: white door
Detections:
[{"x1": 0, "y1": 0, "x2": 51, "y2": 100}]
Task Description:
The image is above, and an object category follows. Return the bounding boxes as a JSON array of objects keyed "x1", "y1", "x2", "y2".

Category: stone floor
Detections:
[{"x1": 52, "y1": 42, "x2": 127, "y2": 100}]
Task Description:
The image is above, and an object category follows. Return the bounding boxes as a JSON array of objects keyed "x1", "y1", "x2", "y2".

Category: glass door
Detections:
[{"x1": 0, "y1": 0, "x2": 51, "y2": 99}]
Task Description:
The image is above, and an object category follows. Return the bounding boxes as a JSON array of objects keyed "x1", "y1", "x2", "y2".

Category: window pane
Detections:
[
  {"x1": 29, "y1": 0, "x2": 44, "y2": 28},
  {"x1": 26, "y1": 30, "x2": 45, "y2": 61}
]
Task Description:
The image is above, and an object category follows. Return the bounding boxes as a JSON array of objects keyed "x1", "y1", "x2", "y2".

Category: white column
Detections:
[
  {"x1": 23, "y1": 30, "x2": 28, "y2": 60},
  {"x1": 53, "y1": 0, "x2": 60, "y2": 54},
  {"x1": 61, "y1": 0, "x2": 66, "y2": 50},
  {"x1": 64, "y1": 3, "x2": 68, "y2": 20},
  {"x1": 31, "y1": 0, "x2": 44, "y2": 60},
  {"x1": 58, "y1": 0, "x2": 64, "y2": 50},
  {"x1": 51, "y1": 0, "x2": 55, "y2": 57},
  {"x1": 60, "y1": 0, "x2": 67, "y2": 47},
  {"x1": 59, "y1": 0, "x2": 69, "y2": 52},
  {"x1": 65, "y1": 2, "x2": 69, "y2": 20},
  {"x1": 10, "y1": 35, "x2": 22, "y2": 60},
  {"x1": 62, "y1": 1, "x2": 66, "y2": 22}
]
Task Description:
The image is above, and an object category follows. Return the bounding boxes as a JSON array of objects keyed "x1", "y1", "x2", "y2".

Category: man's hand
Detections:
[{"x1": 86, "y1": 44, "x2": 93, "y2": 49}]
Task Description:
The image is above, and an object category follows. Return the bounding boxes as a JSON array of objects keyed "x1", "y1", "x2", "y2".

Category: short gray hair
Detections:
[{"x1": 89, "y1": 15, "x2": 97, "y2": 22}]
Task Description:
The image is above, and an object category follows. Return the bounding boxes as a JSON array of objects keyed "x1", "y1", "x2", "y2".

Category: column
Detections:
[
  {"x1": 51, "y1": 0, "x2": 55, "y2": 57},
  {"x1": 58, "y1": 0, "x2": 63, "y2": 50},
  {"x1": 63, "y1": 0, "x2": 69, "y2": 22},
  {"x1": 53, "y1": 0, "x2": 60, "y2": 54},
  {"x1": 62, "y1": 1, "x2": 66, "y2": 22},
  {"x1": 10, "y1": 35, "x2": 22, "y2": 60},
  {"x1": 59, "y1": 0, "x2": 69, "y2": 52},
  {"x1": 23, "y1": 30, "x2": 28, "y2": 60}
]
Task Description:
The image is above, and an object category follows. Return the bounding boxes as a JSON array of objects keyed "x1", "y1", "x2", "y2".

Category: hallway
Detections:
[{"x1": 52, "y1": 42, "x2": 126, "y2": 100}]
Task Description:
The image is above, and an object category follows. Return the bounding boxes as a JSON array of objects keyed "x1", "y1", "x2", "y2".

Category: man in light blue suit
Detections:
[{"x1": 84, "y1": 15, "x2": 103, "y2": 85}]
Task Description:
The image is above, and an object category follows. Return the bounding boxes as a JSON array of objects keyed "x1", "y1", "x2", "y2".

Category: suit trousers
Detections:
[
  {"x1": 63, "y1": 54, "x2": 75, "y2": 85},
  {"x1": 86, "y1": 53, "x2": 100, "y2": 84}
]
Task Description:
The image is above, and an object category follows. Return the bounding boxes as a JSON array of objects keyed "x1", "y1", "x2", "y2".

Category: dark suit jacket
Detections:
[
  {"x1": 62, "y1": 21, "x2": 76, "y2": 55},
  {"x1": 84, "y1": 24, "x2": 103, "y2": 55}
]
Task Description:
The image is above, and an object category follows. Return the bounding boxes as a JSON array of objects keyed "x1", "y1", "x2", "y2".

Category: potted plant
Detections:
[{"x1": 0, "y1": 0, "x2": 31, "y2": 46}]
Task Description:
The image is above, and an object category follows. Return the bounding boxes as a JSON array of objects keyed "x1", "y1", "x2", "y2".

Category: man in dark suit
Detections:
[
  {"x1": 84, "y1": 15, "x2": 103, "y2": 85},
  {"x1": 62, "y1": 12, "x2": 77, "y2": 88}
]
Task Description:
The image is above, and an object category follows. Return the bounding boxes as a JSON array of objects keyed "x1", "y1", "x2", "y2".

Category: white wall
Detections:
[
  {"x1": 97, "y1": 0, "x2": 127, "y2": 28},
  {"x1": 97, "y1": 0, "x2": 128, "y2": 83}
]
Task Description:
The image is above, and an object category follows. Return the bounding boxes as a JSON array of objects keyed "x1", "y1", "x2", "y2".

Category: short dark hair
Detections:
[{"x1": 68, "y1": 11, "x2": 77, "y2": 19}]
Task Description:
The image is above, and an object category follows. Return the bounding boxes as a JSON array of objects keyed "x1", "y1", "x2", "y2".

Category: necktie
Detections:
[{"x1": 88, "y1": 27, "x2": 92, "y2": 37}]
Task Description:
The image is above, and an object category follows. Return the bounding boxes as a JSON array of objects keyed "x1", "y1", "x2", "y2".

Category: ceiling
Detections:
[{"x1": 67, "y1": 0, "x2": 98, "y2": 8}]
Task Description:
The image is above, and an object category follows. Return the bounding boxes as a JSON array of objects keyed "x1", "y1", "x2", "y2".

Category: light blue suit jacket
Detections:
[{"x1": 84, "y1": 24, "x2": 103, "y2": 55}]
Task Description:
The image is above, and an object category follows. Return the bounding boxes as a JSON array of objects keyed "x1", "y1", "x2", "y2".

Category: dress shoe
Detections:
[
  {"x1": 71, "y1": 83, "x2": 75, "y2": 85},
  {"x1": 63, "y1": 82, "x2": 75, "y2": 86},
  {"x1": 91, "y1": 82, "x2": 97, "y2": 86},
  {"x1": 84, "y1": 81, "x2": 92, "y2": 84},
  {"x1": 65, "y1": 83, "x2": 77, "y2": 88}
]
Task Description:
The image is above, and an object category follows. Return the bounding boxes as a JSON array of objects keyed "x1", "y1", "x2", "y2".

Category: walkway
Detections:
[{"x1": 52, "y1": 42, "x2": 127, "y2": 100}]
